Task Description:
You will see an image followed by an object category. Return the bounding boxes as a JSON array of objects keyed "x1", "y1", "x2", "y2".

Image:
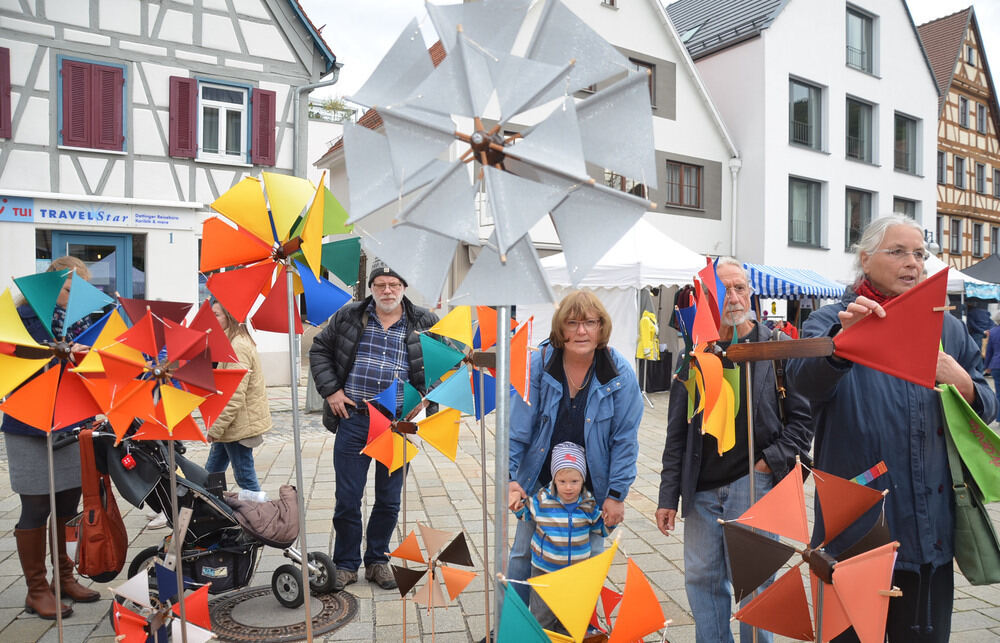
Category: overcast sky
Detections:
[{"x1": 299, "y1": 0, "x2": 1000, "y2": 101}]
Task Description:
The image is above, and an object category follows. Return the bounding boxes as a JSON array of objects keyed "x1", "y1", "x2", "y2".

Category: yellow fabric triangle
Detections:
[
  {"x1": 262, "y1": 172, "x2": 315, "y2": 242},
  {"x1": 160, "y1": 385, "x2": 206, "y2": 431},
  {"x1": 210, "y1": 176, "x2": 273, "y2": 245},
  {"x1": 0, "y1": 289, "x2": 47, "y2": 349},
  {"x1": 544, "y1": 630, "x2": 575, "y2": 643},
  {"x1": 73, "y1": 310, "x2": 144, "y2": 373},
  {"x1": 527, "y1": 539, "x2": 619, "y2": 642},
  {"x1": 703, "y1": 377, "x2": 735, "y2": 455},
  {"x1": 417, "y1": 408, "x2": 461, "y2": 462},
  {"x1": 300, "y1": 175, "x2": 325, "y2": 280},
  {"x1": 0, "y1": 353, "x2": 49, "y2": 399},
  {"x1": 389, "y1": 433, "x2": 418, "y2": 473},
  {"x1": 429, "y1": 306, "x2": 473, "y2": 348}
]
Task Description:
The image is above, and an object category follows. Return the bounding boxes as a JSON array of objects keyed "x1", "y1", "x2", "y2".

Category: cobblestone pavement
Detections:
[{"x1": 0, "y1": 387, "x2": 997, "y2": 642}]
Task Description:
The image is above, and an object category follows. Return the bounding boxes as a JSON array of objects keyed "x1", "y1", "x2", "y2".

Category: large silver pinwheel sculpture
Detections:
[{"x1": 342, "y1": 0, "x2": 657, "y2": 628}]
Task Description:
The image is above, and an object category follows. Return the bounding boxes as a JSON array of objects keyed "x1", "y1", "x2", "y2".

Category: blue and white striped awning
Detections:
[{"x1": 744, "y1": 263, "x2": 845, "y2": 299}]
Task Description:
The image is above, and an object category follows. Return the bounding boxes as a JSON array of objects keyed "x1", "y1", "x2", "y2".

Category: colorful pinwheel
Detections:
[{"x1": 111, "y1": 563, "x2": 213, "y2": 643}]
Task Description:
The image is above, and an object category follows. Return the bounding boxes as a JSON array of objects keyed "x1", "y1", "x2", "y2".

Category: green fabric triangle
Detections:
[
  {"x1": 13, "y1": 269, "x2": 71, "y2": 339},
  {"x1": 323, "y1": 187, "x2": 353, "y2": 235},
  {"x1": 402, "y1": 380, "x2": 422, "y2": 418},
  {"x1": 321, "y1": 238, "x2": 362, "y2": 286},
  {"x1": 939, "y1": 383, "x2": 1000, "y2": 502},
  {"x1": 723, "y1": 366, "x2": 741, "y2": 417},
  {"x1": 497, "y1": 585, "x2": 549, "y2": 642},
  {"x1": 683, "y1": 376, "x2": 696, "y2": 421},
  {"x1": 420, "y1": 334, "x2": 465, "y2": 390}
]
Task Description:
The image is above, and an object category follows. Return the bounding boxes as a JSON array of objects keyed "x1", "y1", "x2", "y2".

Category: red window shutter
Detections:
[
  {"x1": 169, "y1": 76, "x2": 197, "y2": 158},
  {"x1": 92, "y1": 63, "x2": 123, "y2": 150},
  {"x1": 251, "y1": 88, "x2": 276, "y2": 166},
  {"x1": 61, "y1": 60, "x2": 91, "y2": 147},
  {"x1": 0, "y1": 48, "x2": 10, "y2": 138}
]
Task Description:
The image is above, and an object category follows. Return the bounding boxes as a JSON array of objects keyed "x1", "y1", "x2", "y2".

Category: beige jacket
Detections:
[{"x1": 209, "y1": 333, "x2": 271, "y2": 442}]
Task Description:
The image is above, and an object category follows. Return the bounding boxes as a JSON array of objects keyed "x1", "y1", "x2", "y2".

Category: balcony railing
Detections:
[
  {"x1": 791, "y1": 120, "x2": 813, "y2": 146},
  {"x1": 846, "y1": 135, "x2": 868, "y2": 161},
  {"x1": 846, "y1": 45, "x2": 871, "y2": 71},
  {"x1": 894, "y1": 149, "x2": 913, "y2": 172}
]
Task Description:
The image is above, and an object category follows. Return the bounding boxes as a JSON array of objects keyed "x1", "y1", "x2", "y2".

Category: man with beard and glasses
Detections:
[
  {"x1": 655, "y1": 258, "x2": 813, "y2": 643},
  {"x1": 310, "y1": 259, "x2": 440, "y2": 592}
]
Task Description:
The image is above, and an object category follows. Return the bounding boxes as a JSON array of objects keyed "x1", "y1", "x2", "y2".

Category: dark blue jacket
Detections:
[
  {"x1": 787, "y1": 289, "x2": 996, "y2": 572},
  {"x1": 984, "y1": 325, "x2": 1000, "y2": 372}
]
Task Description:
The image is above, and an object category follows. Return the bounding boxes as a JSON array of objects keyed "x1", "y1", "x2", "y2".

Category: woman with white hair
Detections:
[{"x1": 787, "y1": 215, "x2": 996, "y2": 642}]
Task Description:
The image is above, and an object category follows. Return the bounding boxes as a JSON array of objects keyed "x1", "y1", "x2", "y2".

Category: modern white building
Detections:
[
  {"x1": 0, "y1": 0, "x2": 337, "y2": 382},
  {"x1": 669, "y1": 0, "x2": 939, "y2": 283}
]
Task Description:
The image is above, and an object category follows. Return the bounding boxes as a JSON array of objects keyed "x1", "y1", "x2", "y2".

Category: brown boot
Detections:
[
  {"x1": 15, "y1": 527, "x2": 72, "y2": 620},
  {"x1": 53, "y1": 517, "x2": 100, "y2": 603}
]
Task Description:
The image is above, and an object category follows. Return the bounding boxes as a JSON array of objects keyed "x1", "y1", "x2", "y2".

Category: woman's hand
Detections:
[
  {"x1": 508, "y1": 481, "x2": 526, "y2": 511},
  {"x1": 937, "y1": 351, "x2": 975, "y2": 402},
  {"x1": 836, "y1": 295, "x2": 885, "y2": 332},
  {"x1": 602, "y1": 498, "x2": 625, "y2": 527}
]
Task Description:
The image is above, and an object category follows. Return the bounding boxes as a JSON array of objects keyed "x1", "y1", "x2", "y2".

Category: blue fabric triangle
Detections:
[
  {"x1": 294, "y1": 260, "x2": 352, "y2": 326},
  {"x1": 713, "y1": 257, "x2": 727, "y2": 317},
  {"x1": 155, "y1": 562, "x2": 179, "y2": 603},
  {"x1": 64, "y1": 276, "x2": 114, "y2": 330},
  {"x1": 426, "y1": 364, "x2": 475, "y2": 416},
  {"x1": 472, "y1": 369, "x2": 497, "y2": 420},
  {"x1": 371, "y1": 379, "x2": 400, "y2": 418},
  {"x1": 73, "y1": 307, "x2": 115, "y2": 346},
  {"x1": 676, "y1": 305, "x2": 696, "y2": 341}
]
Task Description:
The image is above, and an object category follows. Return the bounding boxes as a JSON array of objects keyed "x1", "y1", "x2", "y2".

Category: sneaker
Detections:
[
  {"x1": 147, "y1": 513, "x2": 168, "y2": 530},
  {"x1": 142, "y1": 505, "x2": 159, "y2": 519},
  {"x1": 332, "y1": 569, "x2": 358, "y2": 592},
  {"x1": 365, "y1": 562, "x2": 397, "y2": 590}
]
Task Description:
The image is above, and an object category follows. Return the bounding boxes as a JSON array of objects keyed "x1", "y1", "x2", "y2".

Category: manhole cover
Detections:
[{"x1": 209, "y1": 586, "x2": 359, "y2": 642}]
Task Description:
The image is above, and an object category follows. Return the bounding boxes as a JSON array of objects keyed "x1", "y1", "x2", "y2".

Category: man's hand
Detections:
[
  {"x1": 207, "y1": 435, "x2": 214, "y2": 443},
  {"x1": 836, "y1": 295, "x2": 885, "y2": 332},
  {"x1": 655, "y1": 508, "x2": 676, "y2": 535},
  {"x1": 754, "y1": 459, "x2": 772, "y2": 473},
  {"x1": 602, "y1": 497, "x2": 625, "y2": 528},
  {"x1": 325, "y1": 389, "x2": 357, "y2": 419},
  {"x1": 508, "y1": 481, "x2": 526, "y2": 511},
  {"x1": 937, "y1": 351, "x2": 975, "y2": 402}
]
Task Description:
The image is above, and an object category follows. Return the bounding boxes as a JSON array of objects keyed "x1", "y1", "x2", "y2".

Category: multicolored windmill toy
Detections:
[
  {"x1": 110, "y1": 562, "x2": 214, "y2": 643},
  {"x1": 722, "y1": 460, "x2": 900, "y2": 642}
]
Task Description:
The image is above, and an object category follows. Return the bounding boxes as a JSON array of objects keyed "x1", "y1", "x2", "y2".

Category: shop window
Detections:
[{"x1": 59, "y1": 57, "x2": 125, "y2": 151}]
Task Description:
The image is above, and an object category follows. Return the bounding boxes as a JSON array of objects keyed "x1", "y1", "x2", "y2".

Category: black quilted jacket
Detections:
[{"x1": 309, "y1": 296, "x2": 440, "y2": 432}]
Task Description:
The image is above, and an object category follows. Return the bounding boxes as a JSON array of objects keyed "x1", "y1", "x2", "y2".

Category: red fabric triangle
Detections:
[
  {"x1": 171, "y1": 356, "x2": 217, "y2": 392},
  {"x1": 832, "y1": 543, "x2": 898, "y2": 643},
  {"x1": 691, "y1": 279, "x2": 720, "y2": 345},
  {"x1": 600, "y1": 586, "x2": 623, "y2": 626},
  {"x1": 137, "y1": 404, "x2": 206, "y2": 442},
  {"x1": 250, "y1": 266, "x2": 302, "y2": 334},
  {"x1": 113, "y1": 600, "x2": 149, "y2": 642},
  {"x1": 206, "y1": 262, "x2": 275, "y2": 323},
  {"x1": 116, "y1": 311, "x2": 159, "y2": 356},
  {"x1": 163, "y1": 319, "x2": 206, "y2": 363},
  {"x1": 734, "y1": 567, "x2": 814, "y2": 641},
  {"x1": 0, "y1": 365, "x2": 60, "y2": 431},
  {"x1": 200, "y1": 217, "x2": 272, "y2": 272},
  {"x1": 366, "y1": 401, "x2": 392, "y2": 443},
  {"x1": 809, "y1": 571, "x2": 852, "y2": 642},
  {"x1": 832, "y1": 269, "x2": 947, "y2": 388},
  {"x1": 172, "y1": 584, "x2": 212, "y2": 629},
  {"x1": 53, "y1": 369, "x2": 103, "y2": 430},
  {"x1": 118, "y1": 299, "x2": 192, "y2": 348},
  {"x1": 98, "y1": 350, "x2": 148, "y2": 387},
  {"x1": 193, "y1": 369, "x2": 246, "y2": 431},
  {"x1": 698, "y1": 258, "x2": 722, "y2": 329},
  {"x1": 814, "y1": 468, "x2": 885, "y2": 546},
  {"x1": 735, "y1": 461, "x2": 809, "y2": 543},
  {"x1": 184, "y1": 300, "x2": 239, "y2": 362},
  {"x1": 608, "y1": 559, "x2": 666, "y2": 643}
]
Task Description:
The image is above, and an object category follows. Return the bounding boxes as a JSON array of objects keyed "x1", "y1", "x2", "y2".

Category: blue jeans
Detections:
[
  {"x1": 205, "y1": 441, "x2": 260, "y2": 492},
  {"x1": 333, "y1": 412, "x2": 405, "y2": 571},
  {"x1": 685, "y1": 471, "x2": 775, "y2": 643}
]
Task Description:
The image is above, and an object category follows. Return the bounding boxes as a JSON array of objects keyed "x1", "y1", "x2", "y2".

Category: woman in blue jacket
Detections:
[
  {"x1": 788, "y1": 216, "x2": 996, "y2": 642},
  {"x1": 506, "y1": 290, "x2": 643, "y2": 599}
]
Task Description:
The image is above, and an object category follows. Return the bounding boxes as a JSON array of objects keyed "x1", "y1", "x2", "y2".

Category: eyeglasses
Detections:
[
  {"x1": 726, "y1": 284, "x2": 751, "y2": 296},
  {"x1": 873, "y1": 248, "x2": 929, "y2": 262},
  {"x1": 565, "y1": 318, "x2": 601, "y2": 331},
  {"x1": 372, "y1": 281, "x2": 403, "y2": 292}
]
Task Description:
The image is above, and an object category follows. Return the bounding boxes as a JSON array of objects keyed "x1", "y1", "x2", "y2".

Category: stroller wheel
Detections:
[
  {"x1": 128, "y1": 545, "x2": 164, "y2": 580},
  {"x1": 307, "y1": 552, "x2": 336, "y2": 594},
  {"x1": 271, "y1": 564, "x2": 304, "y2": 608}
]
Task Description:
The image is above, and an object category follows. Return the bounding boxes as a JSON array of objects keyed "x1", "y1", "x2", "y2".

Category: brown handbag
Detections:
[{"x1": 74, "y1": 429, "x2": 128, "y2": 582}]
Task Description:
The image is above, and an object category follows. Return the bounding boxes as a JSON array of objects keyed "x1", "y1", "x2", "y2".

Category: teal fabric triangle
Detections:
[
  {"x1": 13, "y1": 269, "x2": 71, "y2": 339},
  {"x1": 402, "y1": 381, "x2": 422, "y2": 418},
  {"x1": 497, "y1": 583, "x2": 549, "y2": 641},
  {"x1": 420, "y1": 333, "x2": 466, "y2": 389},
  {"x1": 64, "y1": 276, "x2": 113, "y2": 332}
]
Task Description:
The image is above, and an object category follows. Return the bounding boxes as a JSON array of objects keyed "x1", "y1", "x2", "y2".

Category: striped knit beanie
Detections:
[{"x1": 550, "y1": 442, "x2": 587, "y2": 479}]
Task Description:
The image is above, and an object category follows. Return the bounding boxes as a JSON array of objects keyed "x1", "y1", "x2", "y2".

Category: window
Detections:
[
  {"x1": 665, "y1": 161, "x2": 702, "y2": 208},
  {"x1": 974, "y1": 222, "x2": 984, "y2": 257},
  {"x1": 976, "y1": 162, "x2": 986, "y2": 193},
  {"x1": 59, "y1": 57, "x2": 125, "y2": 151},
  {"x1": 994, "y1": 168, "x2": 1000, "y2": 197},
  {"x1": 846, "y1": 7, "x2": 874, "y2": 73},
  {"x1": 955, "y1": 156, "x2": 966, "y2": 189},
  {"x1": 845, "y1": 188, "x2": 872, "y2": 250},
  {"x1": 894, "y1": 113, "x2": 916, "y2": 173},
  {"x1": 604, "y1": 170, "x2": 646, "y2": 199},
  {"x1": 893, "y1": 197, "x2": 915, "y2": 218},
  {"x1": 959, "y1": 97, "x2": 969, "y2": 128},
  {"x1": 788, "y1": 177, "x2": 822, "y2": 246},
  {"x1": 950, "y1": 218, "x2": 962, "y2": 254},
  {"x1": 169, "y1": 76, "x2": 276, "y2": 165},
  {"x1": 992, "y1": 226, "x2": 998, "y2": 256},
  {"x1": 846, "y1": 98, "x2": 873, "y2": 162},
  {"x1": 789, "y1": 79, "x2": 822, "y2": 149},
  {"x1": 0, "y1": 48, "x2": 9, "y2": 138},
  {"x1": 937, "y1": 151, "x2": 947, "y2": 184},
  {"x1": 629, "y1": 58, "x2": 655, "y2": 106},
  {"x1": 937, "y1": 215, "x2": 944, "y2": 249},
  {"x1": 977, "y1": 103, "x2": 987, "y2": 133},
  {"x1": 968, "y1": 45, "x2": 976, "y2": 66}
]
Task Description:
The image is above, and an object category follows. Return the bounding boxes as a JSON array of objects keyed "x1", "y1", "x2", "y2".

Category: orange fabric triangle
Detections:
[
  {"x1": 390, "y1": 530, "x2": 426, "y2": 564},
  {"x1": 416, "y1": 407, "x2": 461, "y2": 462},
  {"x1": 195, "y1": 369, "x2": 246, "y2": 431},
  {"x1": 0, "y1": 365, "x2": 60, "y2": 431},
  {"x1": 412, "y1": 573, "x2": 448, "y2": 608},
  {"x1": 831, "y1": 542, "x2": 898, "y2": 643},
  {"x1": 163, "y1": 319, "x2": 206, "y2": 363},
  {"x1": 810, "y1": 571, "x2": 851, "y2": 642},
  {"x1": 137, "y1": 405, "x2": 206, "y2": 442},
  {"x1": 691, "y1": 278, "x2": 720, "y2": 346},
  {"x1": 735, "y1": 461, "x2": 809, "y2": 543},
  {"x1": 53, "y1": 370, "x2": 103, "y2": 430},
  {"x1": 200, "y1": 217, "x2": 272, "y2": 272},
  {"x1": 439, "y1": 565, "x2": 476, "y2": 601},
  {"x1": 104, "y1": 380, "x2": 155, "y2": 443},
  {"x1": 607, "y1": 558, "x2": 666, "y2": 643},
  {"x1": 814, "y1": 468, "x2": 885, "y2": 546},
  {"x1": 97, "y1": 350, "x2": 148, "y2": 387},
  {"x1": 73, "y1": 310, "x2": 144, "y2": 373},
  {"x1": 510, "y1": 318, "x2": 532, "y2": 400},
  {"x1": 735, "y1": 567, "x2": 813, "y2": 641},
  {"x1": 361, "y1": 429, "x2": 394, "y2": 469},
  {"x1": 185, "y1": 300, "x2": 239, "y2": 362},
  {"x1": 419, "y1": 523, "x2": 455, "y2": 559},
  {"x1": 366, "y1": 401, "x2": 392, "y2": 443},
  {"x1": 172, "y1": 584, "x2": 212, "y2": 630},
  {"x1": 117, "y1": 311, "x2": 159, "y2": 356},
  {"x1": 832, "y1": 269, "x2": 947, "y2": 388},
  {"x1": 206, "y1": 261, "x2": 275, "y2": 323},
  {"x1": 210, "y1": 175, "x2": 273, "y2": 245},
  {"x1": 251, "y1": 266, "x2": 303, "y2": 334},
  {"x1": 476, "y1": 306, "x2": 498, "y2": 351}
]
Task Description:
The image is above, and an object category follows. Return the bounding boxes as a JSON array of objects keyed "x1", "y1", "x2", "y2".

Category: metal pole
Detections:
[
  {"x1": 287, "y1": 267, "x2": 314, "y2": 641},
  {"x1": 493, "y1": 306, "x2": 511, "y2": 624},
  {"x1": 744, "y1": 359, "x2": 757, "y2": 643},
  {"x1": 167, "y1": 445, "x2": 188, "y2": 643},
  {"x1": 45, "y1": 432, "x2": 64, "y2": 643},
  {"x1": 478, "y1": 368, "x2": 491, "y2": 639}
]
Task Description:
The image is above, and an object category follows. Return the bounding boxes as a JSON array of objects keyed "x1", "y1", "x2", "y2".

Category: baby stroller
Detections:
[{"x1": 63, "y1": 421, "x2": 336, "y2": 615}]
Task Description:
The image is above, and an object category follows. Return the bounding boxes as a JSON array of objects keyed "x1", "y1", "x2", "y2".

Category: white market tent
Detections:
[
  {"x1": 517, "y1": 219, "x2": 706, "y2": 359},
  {"x1": 925, "y1": 253, "x2": 1000, "y2": 299}
]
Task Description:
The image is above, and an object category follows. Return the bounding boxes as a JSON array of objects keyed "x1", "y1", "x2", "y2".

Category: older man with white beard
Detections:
[
  {"x1": 655, "y1": 258, "x2": 814, "y2": 643},
  {"x1": 310, "y1": 259, "x2": 440, "y2": 592}
]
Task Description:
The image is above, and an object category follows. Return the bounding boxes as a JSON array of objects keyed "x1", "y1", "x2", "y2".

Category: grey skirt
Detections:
[{"x1": 4, "y1": 433, "x2": 82, "y2": 495}]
